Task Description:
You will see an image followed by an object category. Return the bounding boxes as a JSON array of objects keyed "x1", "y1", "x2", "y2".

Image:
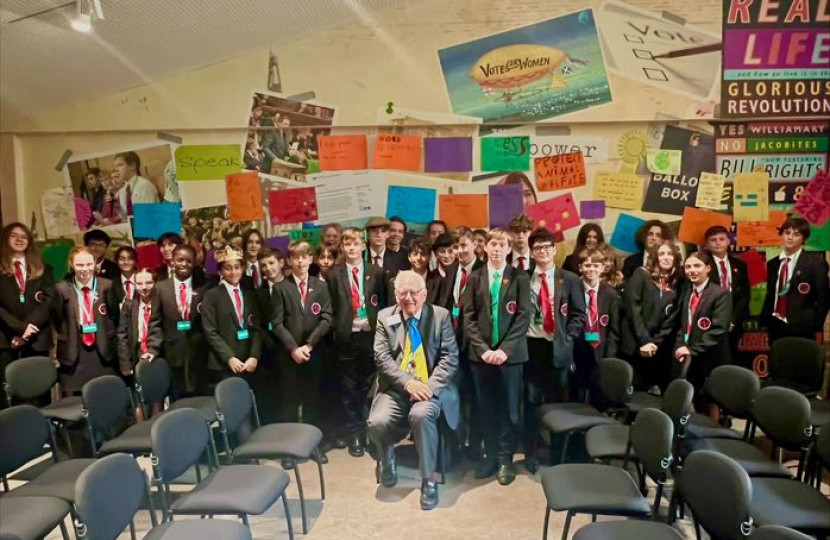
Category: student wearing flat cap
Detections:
[{"x1": 366, "y1": 216, "x2": 409, "y2": 279}]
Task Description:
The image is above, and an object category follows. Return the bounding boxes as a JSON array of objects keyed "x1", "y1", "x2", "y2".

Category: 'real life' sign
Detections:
[{"x1": 721, "y1": 0, "x2": 830, "y2": 119}]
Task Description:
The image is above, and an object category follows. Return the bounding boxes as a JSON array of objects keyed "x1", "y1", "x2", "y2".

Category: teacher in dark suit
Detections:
[{"x1": 368, "y1": 270, "x2": 459, "y2": 511}]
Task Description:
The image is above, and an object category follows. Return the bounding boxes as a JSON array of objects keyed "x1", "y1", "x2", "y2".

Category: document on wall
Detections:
[{"x1": 311, "y1": 171, "x2": 387, "y2": 223}]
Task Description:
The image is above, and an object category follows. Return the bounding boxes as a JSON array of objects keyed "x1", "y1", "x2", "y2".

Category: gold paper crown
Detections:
[{"x1": 215, "y1": 245, "x2": 244, "y2": 264}]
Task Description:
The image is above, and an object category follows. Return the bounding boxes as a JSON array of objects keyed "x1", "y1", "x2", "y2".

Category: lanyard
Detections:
[{"x1": 74, "y1": 278, "x2": 98, "y2": 323}]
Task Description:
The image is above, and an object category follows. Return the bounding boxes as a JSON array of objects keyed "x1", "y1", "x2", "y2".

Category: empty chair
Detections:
[
  {"x1": 750, "y1": 526, "x2": 814, "y2": 540},
  {"x1": 215, "y1": 377, "x2": 325, "y2": 534},
  {"x1": 541, "y1": 408, "x2": 674, "y2": 540},
  {"x1": 541, "y1": 358, "x2": 632, "y2": 464},
  {"x1": 685, "y1": 365, "x2": 760, "y2": 443},
  {"x1": 685, "y1": 387, "x2": 810, "y2": 479},
  {"x1": 134, "y1": 358, "x2": 217, "y2": 423},
  {"x1": 0, "y1": 496, "x2": 71, "y2": 540},
  {"x1": 766, "y1": 338, "x2": 825, "y2": 397},
  {"x1": 73, "y1": 453, "x2": 252, "y2": 540},
  {"x1": 0, "y1": 405, "x2": 96, "y2": 509},
  {"x1": 82, "y1": 375, "x2": 156, "y2": 457},
  {"x1": 150, "y1": 408, "x2": 294, "y2": 539},
  {"x1": 805, "y1": 424, "x2": 830, "y2": 488},
  {"x1": 572, "y1": 520, "x2": 685, "y2": 540}
]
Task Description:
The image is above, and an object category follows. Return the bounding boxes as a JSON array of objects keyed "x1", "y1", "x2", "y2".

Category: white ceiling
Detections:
[{"x1": 0, "y1": 0, "x2": 417, "y2": 117}]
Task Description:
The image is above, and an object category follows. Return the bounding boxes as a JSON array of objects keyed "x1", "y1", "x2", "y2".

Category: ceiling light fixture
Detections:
[{"x1": 69, "y1": 0, "x2": 104, "y2": 33}]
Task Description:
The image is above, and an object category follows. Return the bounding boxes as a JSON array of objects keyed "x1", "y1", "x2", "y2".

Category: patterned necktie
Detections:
[
  {"x1": 687, "y1": 289, "x2": 701, "y2": 337},
  {"x1": 720, "y1": 260, "x2": 729, "y2": 290},
  {"x1": 775, "y1": 257, "x2": 790, "y2": 317},
  {"x1": 13, "y1": 261, "x2": 25, "y2": 298},
  {"x1": 82, "y1": 286, "x2": 96, "y2": 346},
  {"x1": 587, "y1": 289, "x2": 600, "y2": 349},
  {"x1": 490, "y1": 271, "x2": 501, "y2": 346},
  {"x1": 179, "y1": 283, "x2": 190, "y2": 320},
  {"x1": 233, "y1": 288, "x2": 244, "y2": 326},
  {"x1": 350, "y1": 266, "x2": 361, "y2": 316},
  {"x1": 299, "y1": 280, "x2": 307, "y2": 307},
  {"x1": 402, "y1": 317, "x2": 428, "y2": 382},
  {"x1": 141, "y1": 305, "x2": 151, "y2": 353},
  {"x1": 539, "y1": 273, "x2": 554, "y2": 333},
  {"x1": 459, "y1": 267, "x2": 468, "y2": 297}
]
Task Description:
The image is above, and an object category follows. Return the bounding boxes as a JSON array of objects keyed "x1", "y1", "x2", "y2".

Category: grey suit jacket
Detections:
[{"x1": 373, "y1": 303, "x2": 460, "y2": 429}]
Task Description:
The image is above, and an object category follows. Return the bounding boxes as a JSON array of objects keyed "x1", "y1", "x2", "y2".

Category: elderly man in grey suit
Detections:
[{"x1": 368, "y1": 270, "x2": 459, "y2": 510}]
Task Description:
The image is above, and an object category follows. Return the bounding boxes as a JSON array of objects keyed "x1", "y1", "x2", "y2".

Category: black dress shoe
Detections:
[
  {"x1": 420, "y1": 479, "x2": 438, "y2": 510},
  {"x1": 463, "y1": 444, "x2": 481, "y2": 462},
  {"x1": 524, "y1": 458, "x2": 539, "y2": 474},
  {"x1": 281, "y1": 458, "x2": 296, "y2": 470},
  {"x1": 348, "y1": 436, "x2": 364, "y2": 457},
  {"x1": 474, "y1": 457, "x2": 498, "y2": 479},
  {"x1": 333, "y1": 437, "x2": 348, "y2": 449},
  {"x1": 379, "y1": 453, "x2": 397, "y2": 488},
  {"x1": 497, "y1": 462, "x2": 517, "y2": 485}
]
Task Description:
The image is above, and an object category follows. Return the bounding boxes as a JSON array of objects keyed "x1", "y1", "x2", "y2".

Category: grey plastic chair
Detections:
[
  {"x1": 685, "y1": 387, "x2": 810, "y2": 479},
  {"x1": 572, "y1": 520, "x2": 685, "y2": 540},
  {"x1": 150, "y1": 408, "x2": 294, "y2": 540},
  {"x1": 766, "y1": 338, "x2": 825, "y2": 397},
  {"x1": 805, "y1": 424, "x2": 829, "y2": 488},
  {"x1": 684, "y1": 365, "x2": 760, "y2": 442},
  {"x1": 134, "y1": 358, "x2": 217, "y2": 423},
  {"x1": 541, "y1": 358, "x2": 632, "y2": 464},
  {"x1": 0, "y1": 495, "x2": 71, "y2": 540},
  {"x1": 677, "y1": 450, "x2": 754, "y2": 540},
  {"x1": 541, "y1": 408, "x2": 674, "y2": 540},
  {"x1": 73, "y1": 453, "x2": 252, "y2": 540},
  {"x1": 82, "y1": 374, "x2": 157, "y2": 457},
  {"x1": 750, "y1": 526, "x2": 814, "y2": 540},
  {"x1": 750, "y1": 469, "x2": 830, "y2": 534},
  {"x1": 0, "y1": 405, "x2": 95, "y2": 540},
  {"x1": 215, "y1": 377, "x2": 324, "y2": 534}
]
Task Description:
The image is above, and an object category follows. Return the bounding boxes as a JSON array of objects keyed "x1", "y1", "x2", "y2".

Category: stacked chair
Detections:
[{"x1": 765, "y1": 337, "x2": 829, "y2": 432}]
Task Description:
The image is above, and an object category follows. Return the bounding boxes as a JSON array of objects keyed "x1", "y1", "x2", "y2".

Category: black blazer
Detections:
[
  {"x1": 562, "y1": 253, "x2": 580, "y2": 275},
  {"x1": 462, "y1": 265, "x2": 531, "y2": 364},
  {"x1": 155, "y1": 276, "x2": 208, "y2": 369},
  {"x1": 762, "y1": 251, "x2": 830, "y2": 336},
  {"x1": 255, "y1": 281, "x2": 281, "y2": 351},
  {"x1": 430, "y1": 260, "x2": 484, "y2": 348},
  {"x1": 0, "y1": 264, "x2": 54, "y2": 353},
  {"x1": 710, "y1": 255, "x2": 750, "y2": 329},
  {"x1": 537, "y1": 267, "x2": 588, "y2": 369},
  {"x1": 116, "y1": 297, "x2": 163, "y2": 374},
  {"x1": 506, "y1": 251, "x2": 536, "y2": 274},
  {"x1": 574, "y1": 282, "x2": 621, "y2": 366},
  {"x1": 622, "y1": 251, "x2": 646, "y2": 281},
  {"x1": 272, "y1": 275, "x2": 333, "y2": 352},
  {"x1": 620, "y1": 268, "x2": 678, "y2": 357},
  {"x1": 328, "y1": 263, "x2": 387, "y2": 345},
  {"x1": 368, "y1": 249, "x2": 409, "y2": 279},
  {"x1": 51, "y1": 278, "x2": 116, "y2": 368},
  {"x1": 201, "y1": 284, "x2": 262, "y2": 372}
]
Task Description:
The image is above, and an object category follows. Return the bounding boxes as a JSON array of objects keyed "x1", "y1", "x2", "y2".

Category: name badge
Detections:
[
  {"x1": 82, "y1": 324, "x2": 98, "y2": 334},
  {"x1": 237, "y1": 329, "x2": 250, "y2": 341},
  {"x1": 357, "y1": 307, "x2": 367, "y2": 319},
  {"x1": 177, "y1": 321, "x2": 191, "y2": 331},
  {"x1": 585, "y1": 332, "x2": 600, "y2": 342},
  {"x1": 684, "y1": 333, "x2": 690, "y2": 344},
  {"x1": 534, "y1": 315, "x2": 543, "y2": 325},
  {"x1": 452, "y1": 306, "x2": 460, "y2": 318},
  {"x1": 19, "y1": 294, "x2": 25, "y2": 304}
]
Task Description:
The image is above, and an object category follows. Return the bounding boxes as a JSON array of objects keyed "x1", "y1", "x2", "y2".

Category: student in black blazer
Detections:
[
  {"x1": 522, "y1": 228, "x2": 586, "y2": 471},
  {"x1": 272, "y1": 240, "x2": 333, "y2": 431},
  {"x1": 200, "y1": 246, "x2": 262, "y2": 387},
  {"x1": 366, "y1": 216, "x2": 409, "y2": 279},
  {"x1": 761, "y1": 216, "x2": 830, "y2": 344},
  {"x1": 153, "y1": 232, "x2": 183, "y2": 282},
  {"x1": 328, "y1": 227, "x2": 387, "y2": 456},
  {"x1": 117, "y1": 269, "x2": 162, "y2": 377},
  {"x1": 0, "y1": 223, "x2": 55, "y2": 407},
  {"x1": 155, "y1": 244, "x2": 208, "y2": 397},
  {"x1": 105, "y1": 246, "x2": 139, "y2": 330},
  {"x1": 426, "y1": 233, "x2": 457, "y2": 306},
  {"x1": 622, "y1": 220, "x2": 673, "y2": 281},
  {"x1": 506, "y1": 215, "x2": 536, "y2": 273},
  {"x1": 621, "y1": 241, "x2": 682, "y2": 392},
  {"x1": 462, "y1": 228, "x2": 531, "y2": 486},
  {"x1": 705, "y1": 225, "x2": 751, "y2": 361},
  {"x1": 562, "y1": 223, "x2": 604, "y2": 275},
  {"x1": 573, "y1": 249, "x2": 621, "y2": 405},
  {"x1": 52, "y1": 247, "x2": 117, "y2": 395},
  {"x1": 252, "y1": 247, "x2": 286, "y2": 423},
  {"x1": 84, "y1": 229, "x2": 121, "y2": 280},
  {"x1": 653, "y1": 251, "x2": 732, "y2": 419}
]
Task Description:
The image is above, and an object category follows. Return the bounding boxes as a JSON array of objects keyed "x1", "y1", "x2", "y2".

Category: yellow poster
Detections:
[
  {"x1": 593, "y1": 172, "x2": 644, "y2": 210},
  {"x1": 696, "y1": 172, "x2": 726, "y2": 210},
  {"x1": 733, "y1": 171, "x2": 769, "y2": 222}
]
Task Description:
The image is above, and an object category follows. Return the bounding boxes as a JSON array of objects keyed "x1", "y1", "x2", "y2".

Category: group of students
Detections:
[{"x1": 1, "y1": 211, "x2": 827, "y2": 485}]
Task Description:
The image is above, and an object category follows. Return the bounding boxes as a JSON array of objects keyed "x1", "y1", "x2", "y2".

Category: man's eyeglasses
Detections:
[
  {"x1": 396, "y1": 288, "x2": 425, "y2": 298},
  {"x1": 532, "y1": 244, "x2": 554, "y2": 253}
]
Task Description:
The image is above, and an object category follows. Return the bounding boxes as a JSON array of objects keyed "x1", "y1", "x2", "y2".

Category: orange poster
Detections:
[
  {"x1": 373, "y1": 134, "x2": 422, "y2": 171},
  {"x1": 439, "y1": 194, "x2": 488, "y2": 229},
  {"x1": 225, "y1": 172, "x2": 264, "y2": 222},
  {"x1": 534, "y1": 152, "x2": 586, "y2": 191},
  {"x1": 737, "y1": 211, "x2": 787, "y2": 247},
  {"x1": 678, "y1": 207, "x2": 732, "y2": 245},
  {"x1": 319, "y1": 135, "x2": 368, "y2": 171}
]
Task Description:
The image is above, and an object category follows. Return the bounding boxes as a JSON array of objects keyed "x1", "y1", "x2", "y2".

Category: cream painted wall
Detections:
[{"x1": 3, "y1": 0, "x2": 724, "y2": 232}]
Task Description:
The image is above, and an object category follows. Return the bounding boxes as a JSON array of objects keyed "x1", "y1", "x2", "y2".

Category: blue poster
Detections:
[
  {"x1": 386, "y1": 186, "x2": 436, "y2": 224},
  {"x1": 610, "y1": 213, "x2": 646, "y2": 254},
  {"x1": 133, "y1": 203, "x2": 182, "y2": 240}
]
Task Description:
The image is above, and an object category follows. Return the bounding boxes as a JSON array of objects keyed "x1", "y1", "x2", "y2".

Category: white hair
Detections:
[{"x1": 394, "y1": 270, "x2": 426, "y2": 293}]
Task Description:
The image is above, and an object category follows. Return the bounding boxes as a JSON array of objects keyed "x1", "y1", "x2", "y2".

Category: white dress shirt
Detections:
[{"x1": 511, "y1": 250, "x2": 530, "y2": 270}]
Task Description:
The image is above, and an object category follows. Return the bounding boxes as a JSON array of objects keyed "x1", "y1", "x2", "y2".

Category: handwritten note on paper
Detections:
[
  {"x1": 424, "y1": 137, "x2": 473, "y2": 172},
  {"x1": 319, "y1": 135, "x2": 368, "y2": 171},
  {"x1": 387, "y1": 186, "x2": 436, "y2": 224},
  {"x1": 611, "y1": 214, "x2": 646, "y2": 253},
  {"x1": 593, "y1": 172, "x2": 645, "y2": 210},
  {"x1": 133, "y1": 203, "x2": 182, "y2": 239},
  {"x1": 175, "y1": 145, "x2": 243, "y2": 181},
  {"x1": 678, "y1": 207, "x2": 733, "y2": 246},
  {"x1": 525, "y1": 193, "x2": 580, "y2": 234},
  {"x1": 734, "y1": 171, "x2": 770, "y2": 222},
  {"x1": 646, "y1": 149, "x2": 682, "y2": 175},
  {"x1": 737, "y1": 211, "x2": 787, "y2": 248},
  {"x1": 488, "y1": 184, "x2": 524, "y2": 229},
  {"x1": 534, "y1": 152, "x2": 586, "y2": 192},
  {"x1": 225, "y1": 172, "x2": 264, "y2": 222},
  {"x1": 480, "y1": 136, "x2": 530, "y2": 172},
  {"x1": 580, "y1": 200, "x2": 606, "y2": 220},
  {"x1": 696, "y1": 172, "x2": 727, "y2": 210},
  {"x1": 373, "y1": 134, "x2": 422, "y2": 171},
  {"x1": 439, "y1": 194, "x2": 488, "y2": 229},
  {"x1": 269, "y1": 187, "x2": 319, "y2": 225},
  {"x1": 793, "y1": 172, "x2": 830, "y2": 226},
  {"x1": 289, "y1": 228, "x2": 322, "y2": 249}
]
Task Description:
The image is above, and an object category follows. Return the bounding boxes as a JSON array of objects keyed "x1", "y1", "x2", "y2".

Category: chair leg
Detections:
[
  {"x1": 314, "y1": 447, "x2": 326, "y2": 500},
  {"x1": 561, "y1": 511, "x2": 573, "y2": 540},
  {"x1": 591, "y1": 514, "x2": 597, "y2": 522},
  {"x1": 560, "y1": 433, "x2": 571, "y2": 465},
  {"x1": 282, "y1": 493, "x2": 295, "y2": 540},
  {"x1": 58, "y1": 518, "x2": 70, "y2": 540},
  {"x1": 542, "y1": 508, "x2": 551, "y2": 540},
  {"x1": 693, "y1": 514, "x2": 702, "y2": 540},
  {"x1": 128, "y1": 519, "x2": 137, "y2": 540},
  {"x1": 1, "y1": 476, "x2": 8, "y2": 492},
  {"x1": 240, "y1": 514, "x2": 249, "y2": 526},
  {"x1": 294, "y1": 464, "x2": 309, "y2": 534}
]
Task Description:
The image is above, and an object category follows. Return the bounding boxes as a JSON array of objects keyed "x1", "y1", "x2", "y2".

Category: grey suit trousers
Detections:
[{"x1": 367, "y1": 391, "x2": 441, "y2": 479}]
